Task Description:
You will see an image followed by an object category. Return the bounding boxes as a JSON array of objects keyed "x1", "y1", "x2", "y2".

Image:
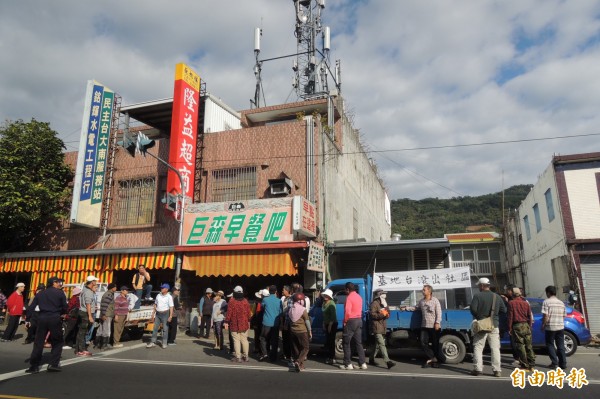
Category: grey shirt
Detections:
[{"x1": 79, "y1": 286, "x2": 96, "y2": 312}]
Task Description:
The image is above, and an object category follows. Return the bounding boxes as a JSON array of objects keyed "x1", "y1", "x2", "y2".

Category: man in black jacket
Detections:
[{"x1": 26, "y1": 276, "x2": 68, "y2": 373}]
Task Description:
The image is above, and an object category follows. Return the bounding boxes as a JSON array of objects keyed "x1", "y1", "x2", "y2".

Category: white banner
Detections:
[{"x1": 373, "y1": 267, "x2": 471, "y2": 291}]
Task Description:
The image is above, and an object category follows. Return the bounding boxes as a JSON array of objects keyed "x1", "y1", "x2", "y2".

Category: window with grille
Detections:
[
  {"x1": 211, "y1": 167, "x2": 257, "y2": 202},
  {"x1": 115, "y1": 177, "x2": 156, "y2": 226}
]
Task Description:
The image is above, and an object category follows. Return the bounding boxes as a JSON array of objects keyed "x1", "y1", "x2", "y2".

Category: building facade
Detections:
[
  {"x1": 504, "y1": 152, "x2": 600, "y2": 334},
  {"x1": 0, "y1": 94, "x2": 391, "y2": 304},
  {"x1": 445, "y1": 232, "x2": 507, "y2": 308}
]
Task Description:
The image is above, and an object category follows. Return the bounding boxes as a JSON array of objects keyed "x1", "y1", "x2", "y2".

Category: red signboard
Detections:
[{"x1": 168, "y1": 63, "x2": 200, "y2": 200}]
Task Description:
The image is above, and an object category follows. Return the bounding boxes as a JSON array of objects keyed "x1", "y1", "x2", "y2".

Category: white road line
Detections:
[
  {"x1": 0, "y1": 343, "x2": 146, "y2": 383},
  {"x1": 92, "y1": 357, "x2": 600, "y2": 385}
]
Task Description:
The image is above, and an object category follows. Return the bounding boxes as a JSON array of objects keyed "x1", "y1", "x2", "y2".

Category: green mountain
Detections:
[{"x1": 391, "y1": 184, "x2": 532, "y2": 239}]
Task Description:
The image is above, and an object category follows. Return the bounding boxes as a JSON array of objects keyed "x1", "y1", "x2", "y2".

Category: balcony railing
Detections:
[{"x1": 452, "y1": 260, "x2": 501, "y2": 276}]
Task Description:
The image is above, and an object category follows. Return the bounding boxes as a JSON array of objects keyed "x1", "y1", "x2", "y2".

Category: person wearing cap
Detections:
[
  {"x1": 198, "y1": 288, "x2": 214, "y2": 339},
  {"x1": 507, "y1": 287, "x2": 535, "y2": 371},
  {"x1": 1, "y1": 282, "x2": 26, "y2": 342},
  {"x1": 74, "y1": 276, "x2": 98, "y2": 356},
  {"x1": 132, "y1": 265, "x2": 152, "y2": 309},
  {"x1": 368, "y1": 288, "x2": 396, "y2": 369},
  {"x1": 62, "y1": 287, "x2": 82, "y2": 349},
  {"x1": 321, "y1": 288, "x2": 337, "y2": 365},
  {"x1": 96, "y1": 283, "x2": 117, "y2": 350},
  {"x1": 211, "y1": 290, "x2": 227, "y2": 350},
  {"x1": 470, "y1": 277, "x2": 506, "y2": 377},
  {"x1": 112, "y1": 286, "x2": 131, "y2": 348},
  {"x1": 224, "y1": 286, "x2": 252, "y2": 363},
  {"x1": 259, "y1": 285, "x2": 282, "y2": 362},
  {"x1": 500, "y1": 284, "x2": 521, "y2": 367},
  {"x1": 25, "y1": 276, "x2": 68, "y2": 373},
  {"x1": 147, "y1": 283, "x2": 174, "y2": 349},
  {"x1": 167, "y1": 287, "x2": 183, "y2": 346},
  {"x1": 23, "y1": 284, "x2": 46, "y2": 344}
]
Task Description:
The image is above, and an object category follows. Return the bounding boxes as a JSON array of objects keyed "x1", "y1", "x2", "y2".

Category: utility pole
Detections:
[{"x1": 118, "y1": 131, "x2": 186, "y2": 288}]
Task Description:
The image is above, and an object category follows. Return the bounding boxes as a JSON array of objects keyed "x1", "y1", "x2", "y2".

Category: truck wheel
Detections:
[
  {"x1": 439, "y1": 334, "x2": 466, "y2": 364},
  {"x1": 334, "y1": 331, "x2": 344, "y2": 360},
  {"x1": 564, "y1": 331, "x2": 577, "y2": 356}
]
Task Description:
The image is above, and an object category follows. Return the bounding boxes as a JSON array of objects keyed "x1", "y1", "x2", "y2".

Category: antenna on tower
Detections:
[
  {"x1": 249, "y1": 1, "x2": 341, "y2": 106},
  {"x1": 251, "y1": 27, "x2": 264, "y2": 109},
  {"x1": 292, "y1": 0, "x2": 341, "y2": 100}
]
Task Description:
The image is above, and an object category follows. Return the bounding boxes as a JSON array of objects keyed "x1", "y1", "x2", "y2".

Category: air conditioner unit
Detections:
[
  {"x1": 269, "y1": 177, "x2": 293, "y2": 196},
  {"x1": 270, "y1": 182, "x2": 290, "y2": 195}
]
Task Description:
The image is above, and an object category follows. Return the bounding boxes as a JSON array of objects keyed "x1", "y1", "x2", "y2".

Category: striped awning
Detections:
[
  {"x1": 183, "y1": 249, "x2": 298, "y2": 277},
  {"x1": 1, "y1": 252, "x2": 175, "y2": 299},
  {"x1": 1, "y1": 252, "x2": 175, "y2": 273}
]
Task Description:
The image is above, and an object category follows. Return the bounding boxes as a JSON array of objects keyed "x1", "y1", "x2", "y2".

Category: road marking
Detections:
[
  {"x1": 0, "y1": 343, "x2": 146, "y2": 383},
  {"x1": 0, "y1": 395, "x2": 44, "y2": 399},
  {"x1": 93, "y1": 357, "x2": 600, "y2": 384},
  {"x1": 0, "y1": 395, "x2": 47, "y2": 399}
]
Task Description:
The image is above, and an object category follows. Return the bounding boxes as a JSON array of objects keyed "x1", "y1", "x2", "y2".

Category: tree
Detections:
[{"x1": 0, "y1": 119, "x2": 73, "y2": 251}]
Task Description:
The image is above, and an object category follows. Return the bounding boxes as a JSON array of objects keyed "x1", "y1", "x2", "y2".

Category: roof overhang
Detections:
[
  {"x1": 120, "y1": 98, "x2": 174, "y2": 136},
  {"x1": 330, "y1": 238, "x2": 450, "y2": 254},
  {"x1": 244, "y1": 100, "x2": 339, "y2": 124}
]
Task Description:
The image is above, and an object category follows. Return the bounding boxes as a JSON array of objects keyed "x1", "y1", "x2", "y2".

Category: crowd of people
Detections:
[
  {"x1": 0, "y1": 267, "x2": 574, "y2": 376},
  {"x1": 195, "y1": 282, "x2": 313, "y2": 372}
]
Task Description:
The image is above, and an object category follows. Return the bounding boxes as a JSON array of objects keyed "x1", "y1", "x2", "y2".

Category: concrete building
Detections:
[
  {"x1": 0, "y1": 93, "x2": 390, "y2": 303},
  {"x1": 504, "y1": 152, "x2": 600, "y2": 334},
  {"x1": 445, "y1": 232, "x2": 507, "y2": 308}
]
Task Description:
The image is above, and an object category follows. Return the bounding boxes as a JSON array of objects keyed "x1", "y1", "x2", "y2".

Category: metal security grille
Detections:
[
  {"x1": 115, "y1": 177, "x2": 156, "y2": 226},
  {"x1": 211, "y1": 167, "x2": 256, "y2": 202}
]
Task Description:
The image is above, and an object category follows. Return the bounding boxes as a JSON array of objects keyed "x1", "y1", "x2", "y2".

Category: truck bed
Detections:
[{"x1": 387, "y1": 308, "x2": 473, "y2": 331}]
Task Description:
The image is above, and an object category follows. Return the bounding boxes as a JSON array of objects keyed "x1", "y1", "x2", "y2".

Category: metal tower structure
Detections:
[
  {"x1": 292, "y1": 0, "x2": 338, "y2": 100},
  {"x1": 251, "y1": 0, "x2": 341, "y2": 108}
]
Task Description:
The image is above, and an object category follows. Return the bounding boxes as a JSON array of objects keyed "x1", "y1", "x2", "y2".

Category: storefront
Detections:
[{"x1": 0, "y1": 247, "x2": 176, "y2": 298}]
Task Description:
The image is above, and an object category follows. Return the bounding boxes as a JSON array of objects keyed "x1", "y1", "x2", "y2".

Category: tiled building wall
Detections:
[
  {"x1": 61, "y1": 139, "x2": 179, "y2": 250},
  {"x1": 199, "y1": 121, "x2": 309, "y2": 202}
]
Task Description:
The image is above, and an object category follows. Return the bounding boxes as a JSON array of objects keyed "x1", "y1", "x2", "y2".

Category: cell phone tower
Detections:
[
  {"x1": 292, "y1": 0, "x2": 341, "y2": 101},
  {"x1": 251, "y1": 0, "x2": 341, "y2": 108}
]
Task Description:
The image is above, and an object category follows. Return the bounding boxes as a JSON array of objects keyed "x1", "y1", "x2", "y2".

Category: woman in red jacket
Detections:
[{"x1": 1, "y1": 283, "x2": 26, "y2": 342}]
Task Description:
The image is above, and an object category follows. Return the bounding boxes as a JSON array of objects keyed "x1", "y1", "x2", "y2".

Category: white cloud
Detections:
[{"x1": 1, "y1": 0, "x2": 600, "y2": 200}]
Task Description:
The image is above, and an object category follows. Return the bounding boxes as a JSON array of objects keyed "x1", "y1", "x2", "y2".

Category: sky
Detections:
[{"x1": 1, "y1": 0, "x2": 600, "y2": 201}]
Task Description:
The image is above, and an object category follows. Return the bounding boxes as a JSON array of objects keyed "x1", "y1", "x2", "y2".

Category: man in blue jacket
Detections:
[{"x1": 260, "y1": 285, "x2": 282, "y2": 362}]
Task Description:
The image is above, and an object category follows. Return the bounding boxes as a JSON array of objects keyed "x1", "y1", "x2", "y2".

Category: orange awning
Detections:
[
  {"x1": 1, "y1": 252, "x2": 176, "y2": 298},
  {"x1": 183, "y1": 249, "x2": 298, "y2": 277},
  {"x1": 1, "y1": 252, "x2": 175, "y2": 273}
]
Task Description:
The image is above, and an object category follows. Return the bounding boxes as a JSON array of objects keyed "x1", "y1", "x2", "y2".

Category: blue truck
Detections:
[
  {"x1": 310, "y1": 275, "x2": 475, "y2": 364},
  {"x1": 310, "y1": 275, "x2": 592, "y2": 363}
]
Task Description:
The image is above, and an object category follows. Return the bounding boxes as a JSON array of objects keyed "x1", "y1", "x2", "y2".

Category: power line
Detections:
[
  {"x1": 195, "y1": 132, "x2": 600, "y2": 164},
  {"x1": 370, "y1": 132, "x2": 600, "y2": 153},
  {"x1": 62, "y1": 131, "x2": 598, "y2": 180}
]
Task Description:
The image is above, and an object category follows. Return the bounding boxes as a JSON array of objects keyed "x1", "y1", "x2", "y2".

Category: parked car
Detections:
[{"x1": 500, "y1": 297, "x2": 592, "y2": 356}]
